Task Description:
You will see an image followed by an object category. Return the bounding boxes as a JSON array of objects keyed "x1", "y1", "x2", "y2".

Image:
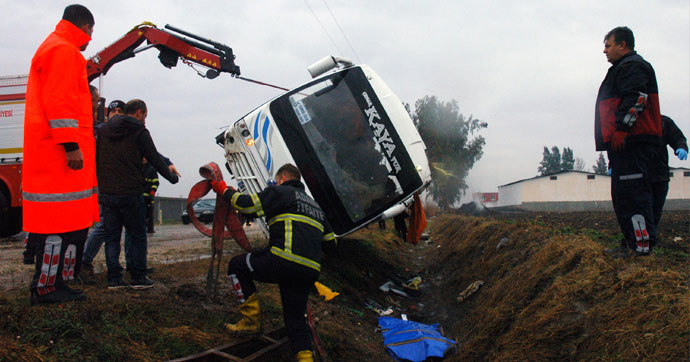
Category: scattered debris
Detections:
[
  {"x1": 365, "y1": 299, "x2": 394, "y2": 316},
  {"x1": 404, "y1": 276, "x2": 422, "y2": 290},
  {"x1": 457, "y1": 280, "x2": 484, "y2": 302},
  {"x1": 314, "y1": 281, "x2": 339, "y2": 301},
  {"x1": 496, "y1": 237, "x2": 509, "y2": 250},
  {"x1": 379, "y1": 281, "x2": 410, "y2": 298},
  {"x1": 378, "y1": 316, "x2": 457, "y2": 362}
]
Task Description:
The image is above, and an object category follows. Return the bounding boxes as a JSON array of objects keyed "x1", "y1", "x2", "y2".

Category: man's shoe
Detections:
[
  {"x1": 66, "y1": 276, "x2": 83, "y2": 286},
  {"x1": 80, "y1": 266, "x2": 97, "y2": 285},
  {"x1": 634, "y1": 250, "x2": 651, "y2": 257},
  {"x1": 30, "y1": 288, "x2": 86, "y2": 306},
  {"x1": 130, "y1": 277, "x2": 154, "y2": 289},
  {"x1": 82, "y1": 263, "x2": 95, "y2": 277},
  {"x1": 604, "y1": 245, "x2": 631, "y2": 259},
  {"x1": 63, "y1": 285, "x2": 84, "y2": 295},
  {"x1": 107, "y1": 280, "x2": 130, "y2": 289}
]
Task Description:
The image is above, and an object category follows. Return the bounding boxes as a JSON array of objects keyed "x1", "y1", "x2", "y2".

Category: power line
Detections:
[
  {"x1": 322, "y1": 0, "x2": 361, "y2": 63},
  {"x1": 303, "y1": 0, "x2": 344, "y2": 57}
]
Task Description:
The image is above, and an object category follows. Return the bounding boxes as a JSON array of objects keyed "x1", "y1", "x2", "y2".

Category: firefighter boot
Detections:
[
  {"x1": 296, "y1": 350, "x2": 314, "y2": 362},
  {"x1": 225, "y1": 293, "x2": 261, "y2": 335},
  {"x1": 30, "y1": 288, "x2": 86, "y2": 306}
]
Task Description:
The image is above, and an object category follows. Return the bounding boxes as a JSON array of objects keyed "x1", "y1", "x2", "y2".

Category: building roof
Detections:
[
  {"x1": 499, "y1": 167, "x2": 690, "y2": 188},
  {"x1": 499, "y1": 170, "x2": 603, "y2": 188}
]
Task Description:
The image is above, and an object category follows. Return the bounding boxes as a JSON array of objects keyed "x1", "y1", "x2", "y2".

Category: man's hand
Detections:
[
  {"x1": 169, "y1": 164, "x2": 181, "y2": 177},
  {"x1": 676, "y1": 148, "x2": 688, "y2": 161},
  {"x1": 211, "y1": 180, "x2": 228, "y2": 195},
  {"x1": 65, "y1": 149, "x2": 84, "y2": 170},
  {"x1": 611, "y1": 131, "x2": 627, "y2": 151}
]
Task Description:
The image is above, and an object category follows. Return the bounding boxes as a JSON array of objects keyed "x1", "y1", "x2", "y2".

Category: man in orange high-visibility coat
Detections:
[{"x1": 23, "y1": 5, "x2": 98, "y2": 305}]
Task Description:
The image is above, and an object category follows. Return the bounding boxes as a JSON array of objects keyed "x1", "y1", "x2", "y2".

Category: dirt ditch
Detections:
[{"x1": 0, "y1": 211, "x2": 688, "y2": 361}]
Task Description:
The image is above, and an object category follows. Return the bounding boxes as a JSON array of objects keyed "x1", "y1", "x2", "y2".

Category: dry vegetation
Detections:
[{"x1": 0, "y1": 211, "x2": 688, "y2": 361}]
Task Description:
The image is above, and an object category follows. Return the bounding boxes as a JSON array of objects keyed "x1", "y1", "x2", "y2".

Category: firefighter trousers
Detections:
[
  {"x1": 608, "y1": 145, "x2": 657, "y2": 252},
  {"x1": 227, "y1": 249, "x2": 318, "y2": 354},
  {"x1": 28, "y1": 228, "x2": 88, "y2": 295}
]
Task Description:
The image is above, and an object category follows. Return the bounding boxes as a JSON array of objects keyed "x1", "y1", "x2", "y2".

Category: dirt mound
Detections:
[{"x1": 425, "y1": 214, "x2": 689, "y2": 361}]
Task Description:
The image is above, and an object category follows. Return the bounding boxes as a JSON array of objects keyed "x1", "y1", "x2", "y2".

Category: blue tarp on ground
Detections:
[{"x1": 378, "y1": 316, "x2": 456, "y2": 362}]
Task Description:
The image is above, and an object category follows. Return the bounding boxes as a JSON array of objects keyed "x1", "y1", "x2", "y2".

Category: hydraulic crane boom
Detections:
[{"x1": 86, "y1": 22, "x2": 240, "y2": 82}]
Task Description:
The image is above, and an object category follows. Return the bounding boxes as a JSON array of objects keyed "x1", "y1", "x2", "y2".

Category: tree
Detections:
[
  {"x1": 561, "y1": 147, "x2": 575, "y2": 170},
  {"x1": 538, "y1": 146, "x2": 563, "y2": 175},
  {"x1": 593, "y1": 152, "x2": 608, "y2": 175},
  {"x1": 574, "y1": 157, "x2": 587, "y2": 171},
  {"x1": 411, "y1": 96, "x2": 486, "y2": 212}
]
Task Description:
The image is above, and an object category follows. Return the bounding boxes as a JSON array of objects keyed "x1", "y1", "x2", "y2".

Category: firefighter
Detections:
[
  {"x1": 595, "y1": 26, "x2": 662, "y2": 258},
  {"x1": 649, "y1": 115, "x2": 688, "y2": 236},
  {"x1": 141, "y1": 157, "x2": 159, "y2": 233},
  {"x1": 23, "y1": 4, "x2": 99, "y2": 304},
  {"x1": 210, "y1": 163, "x2": 335, "y2": 362}
]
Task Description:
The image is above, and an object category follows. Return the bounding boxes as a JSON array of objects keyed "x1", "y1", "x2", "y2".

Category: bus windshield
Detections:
[
  {"x1": 270, "y1": 67, "x2": 421, "y2": 234},
  {"x1": 288, "y1": 78, "x2": 399, "y2": 221}
]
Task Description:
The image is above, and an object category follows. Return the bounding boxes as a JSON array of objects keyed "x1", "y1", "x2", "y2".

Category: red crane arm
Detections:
[{"x1": 86, "y1": 23, "x2": 240, "y2": 82}]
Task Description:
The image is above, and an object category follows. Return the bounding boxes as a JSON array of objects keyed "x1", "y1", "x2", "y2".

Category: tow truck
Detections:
[{"x1": 0, "y1": 23, "x2": 240, "y2": 236}]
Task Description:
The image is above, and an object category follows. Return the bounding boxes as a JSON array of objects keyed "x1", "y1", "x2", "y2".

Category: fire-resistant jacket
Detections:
[
  {"x1": 22, "y1": 20, "x2": 98, "y2": 234},
  {"x1": 223, "y1": 179, "x2": 335, "y2": 273},
  {"x1": 595, "y1": 52, "x2": 662, "y2": 151}
]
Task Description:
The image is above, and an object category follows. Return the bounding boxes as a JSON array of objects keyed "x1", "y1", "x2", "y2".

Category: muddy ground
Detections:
[{"x1": 0, "y1": 210, "x2": 688, "y2": 361}]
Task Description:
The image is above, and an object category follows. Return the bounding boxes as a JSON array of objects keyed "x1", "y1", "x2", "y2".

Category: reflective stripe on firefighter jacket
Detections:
[
  {"x1": 225, "y1": 179, "x2": 335, "y2": 272},
  {"x1": 595, "y1": 52, "x2": 662, "y2": 151},
  {"x1": 22, "y1": 20, "x2": 99, "y2": 233}
]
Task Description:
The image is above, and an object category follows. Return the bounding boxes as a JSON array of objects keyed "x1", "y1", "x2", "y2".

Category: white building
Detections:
[{"x1": 490, "y1": 168, "x2": 690, "y2": 212}]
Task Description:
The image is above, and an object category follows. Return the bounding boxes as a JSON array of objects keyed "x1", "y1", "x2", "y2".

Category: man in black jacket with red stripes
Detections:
[{"x1": 595, "y1": 26, "x2": 662, "y2": 257}]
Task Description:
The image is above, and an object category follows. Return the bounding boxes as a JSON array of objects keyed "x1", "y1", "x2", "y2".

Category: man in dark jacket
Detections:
[
  {"x1": 97, "y1": 99, "x2": 178, "y2": 289},
  {"x1": 595, "y1": 26, "x2": 662, "y2": 258},
  {"x1": 649, "y1": 115, "x2": 687, "y2": 236},
  {"x1": 210, "y1": 164, "x2": 335, "y2": 362}
]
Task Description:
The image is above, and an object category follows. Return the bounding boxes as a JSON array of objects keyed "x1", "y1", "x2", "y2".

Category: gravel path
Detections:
[{"x1": 0, "y1": 223, "x2": 265, "y2": 291}]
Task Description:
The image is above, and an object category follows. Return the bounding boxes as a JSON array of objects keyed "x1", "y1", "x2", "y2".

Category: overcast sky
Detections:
[{"x1": 2, "y1": 0, "x2": 688, "y2": 201}]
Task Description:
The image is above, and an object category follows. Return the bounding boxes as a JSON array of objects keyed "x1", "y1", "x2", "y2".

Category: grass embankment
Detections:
[
  {"x1": 1, "y1": 214, "x2": 687, "y2": 361},
  {"x1": 427, "y1": 215, "x2": 689, "y2": 361}
]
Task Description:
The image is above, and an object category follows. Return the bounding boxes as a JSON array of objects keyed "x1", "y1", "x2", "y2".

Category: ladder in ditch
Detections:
[
  {"x1": 167, "y1": 327, "x2": 289, "y2": 362},
  {"x1": 168, "y1": 305, "x2": 327, "y2": 362}
]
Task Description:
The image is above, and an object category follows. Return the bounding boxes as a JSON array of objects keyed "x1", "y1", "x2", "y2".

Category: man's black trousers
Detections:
[{"x1": 608, "y1": 144, "x2": 658, "y2": 251}]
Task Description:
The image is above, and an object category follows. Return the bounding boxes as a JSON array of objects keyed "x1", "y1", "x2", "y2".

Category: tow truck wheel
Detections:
[{"x1": 0, "y1": 192, "x2": 22, "y2": 237}]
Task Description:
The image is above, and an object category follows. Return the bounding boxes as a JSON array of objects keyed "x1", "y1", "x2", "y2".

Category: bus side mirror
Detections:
[{"x1": 308, "y1": 56, "x2": 354, "y2": 78}]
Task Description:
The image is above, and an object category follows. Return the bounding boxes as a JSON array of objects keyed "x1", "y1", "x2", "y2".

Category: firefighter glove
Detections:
[
  {"x1": 211, "y1": 180, "x2": 228, "y2": 195},
  {"x1": 611, "y1": 131, "x2": 627, "y2": 151},
  {"x1": 676, "y1": 149, "x2": 688, "y2": 161}
]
